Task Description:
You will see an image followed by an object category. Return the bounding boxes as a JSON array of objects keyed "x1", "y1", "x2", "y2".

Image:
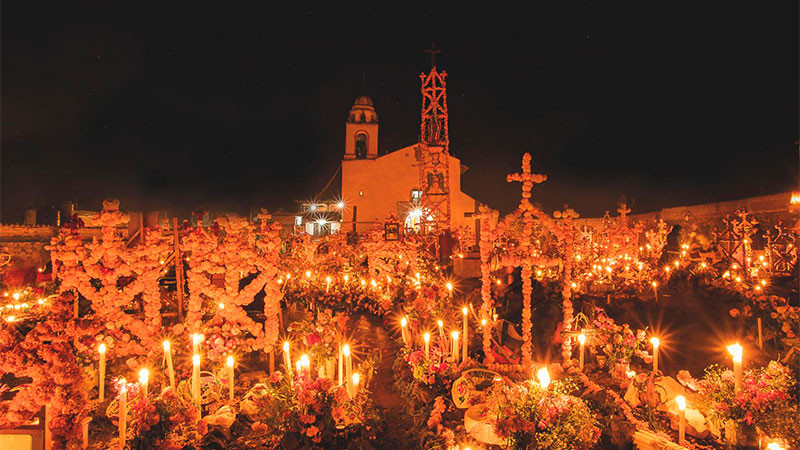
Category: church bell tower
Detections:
[{"x1": 344, "y1": 96, "x2": 379, "y2": 160}]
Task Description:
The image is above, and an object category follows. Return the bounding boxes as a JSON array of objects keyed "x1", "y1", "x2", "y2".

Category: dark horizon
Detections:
[{"x1": 2, "y1": 4, "x2": 798, "y2": 223}]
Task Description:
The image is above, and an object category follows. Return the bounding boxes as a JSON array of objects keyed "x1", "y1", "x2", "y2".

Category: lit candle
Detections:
[
  {"x1": 326, "y1": 276, "x2": 331, "y2": 293},
  {"x1": 138, "y1": 368, "x2": 149, "y2": 401},
  {"x1": 283, "y1": 341, "x2": 292, "y2": 377},
  {"x1": 338, "y1": 343, "x2": 343, "y2": 385},
  {"x1": 451, "y1": 331, "x2": 459, "y2": 363},
  {"x1": 400, "y1": 317, "x2": 408, "y2": 346},
  {"x1": 192, "y1": 354, "x2": 201, "y2": 406},
  {"x1": 163, "y1": 341, "x2": 175, "y2": 390},
  {"x1": 351, "y1": 373, "x2": 360, "y2": 398},
  {"x1": 192, "y1": 333, "x2": 203, "y2": 355},
  {"x1": 757, "y1": 318, "x2": 763, "y2": 350},
  {"x1": 300, "y1": 354, "x2": 310, "y2": 375},
  {"x1": 446, "y1": 282, "x2": 453, "y2": 298},
  {"x1": 226, "y1": 356, "x2": 234, "y2": 400},
  {"x1": 676, "y1": 395, "x2": 686, "y2": 443},
  {"x1": 537, "y1": 367, "x2": 550, "y2": 390},
  {"x1": 437, "y1": 319, "x2": 445, "y2": 351},
  {"x1": 343, "y1": 274, "x2": 349, "y2": 283},
  {"x1": 343, "y1": 344, "x2": 352, "y2": 390},
  {"x1": 650, "y1": 337, "x2": 660, "y2": 373},
  {"x1": 98, "y1": 343, "x2": 107, "y2": 401},
  {"x1": 578, "y1": 333, "x2": 586, "y2": 370},
  {"x1": 118, "y1": 380, "x2": 127, "y2": 444},
  {"x1": 462, "y1": 306, "x2": 469, "y2": 362},
  {"x1": 651, "y1": 281, "x2": 658, "y2": 301},
  {"x1": 727, "y1": 343, "x2": 743, "y2": 392},
  {"x1": 423, "y1": 332, "x2": 430, "y2": 360}
]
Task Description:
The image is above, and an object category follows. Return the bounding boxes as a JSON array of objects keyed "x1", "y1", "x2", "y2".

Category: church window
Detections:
[
  {"x1": 411, "y1": 189, "x2": 422, "y2": 202},
  {"x1": 355, "y1": 133, "x2": 368, "y2": 159}
]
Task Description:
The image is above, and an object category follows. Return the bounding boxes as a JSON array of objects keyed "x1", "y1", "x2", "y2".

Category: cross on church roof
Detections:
[{"x1": 425, "y1": 43, "x2": 442, "y2": 68}]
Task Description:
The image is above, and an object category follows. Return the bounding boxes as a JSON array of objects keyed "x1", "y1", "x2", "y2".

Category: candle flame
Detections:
[
  {"x1": 650, "y1": 337, "x2": 660, "y2": 348},
  {"x1": 727, "y1": 343, "x2": 743, "y2": 362},
  {"x1": 578, "y1": 333, "x2": 586, "y2": 345},
  {"x1": 226, "y1": 355, "x2": 234, "y2": 367},
  {"x1": 163, "y1": 340, "x2": 170, "y2": 351},
  {"x1": 423, "y1": 332, "x2": 430, "y2": 343},
  {"x1": 192, "y1": 334, "x2": 203, "y2": 345},
  {"x1": 437, "y1": 319, "x2": 443, "y2": 328},
  {"x1": 352, "y1": 373, "x2": 360, "y2": 385},
  {"x1": 675, "y1": 395, "x2": 686, "y2": 411},
  {"x1": 192, "y1": 354, "x2": 200, "y2": 366},
  {"x1": 342, "y1": 344, "x2": 350, "y2": 356},
  {"x1": 462, "y1": 306, "x2": 468, "y2": 315},
  {"x1": 98, "y1": 343, "x2": 107, "y2": 354},
  {"x1": 536, "y1": 367, "x2": 550, "y2": 389},
  {"x1": 139, "y1": 368, "x2": 149, "y2": 384},
  {"x1": 445, "y1": 282, "x2": 453, "y2": 292},
  {"x1": 451, "y1": 331, "x2": 459, "y2": 340}
]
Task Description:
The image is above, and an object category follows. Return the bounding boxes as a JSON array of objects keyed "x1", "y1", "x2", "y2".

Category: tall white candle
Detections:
[
  {"x1": 138, "y1": 368, "x2": 149, "y2": 401},
  {"x1": 338, "y1": 343, "x2": 343, "y2": 385},
  {"x1": 226, "y1": 356, "x2": 235, "y2": 401},
  {"x1": 676, "y1": 395, "x2": 686, "y2": 443},
  {"x1": 192, "y1": 354, "x2": 201, "y2": 407},
  {"x1": 462, "y1": 307, "x2": 469, "y2": 362},
  {"x1": 446, "y1": 282, "x2": 453, "y2": 298},
  {"x1": 351, "y1": 373, "x2": 360, "y2": 398},
  {"x1": 98, "y1": 343, "x2": 106, "y2": 401},
  {"x1": 650, "y1": 337, "x2": 660, "y2": 373},
  {"x1": 283, "y1": 341, "x2": 292, "y2": 376},
  {"x1": 343, "y1": 344, "x2": 352, "y2": 390},
  {"x1": 651, "y1": 281, "x2": 658, "y2": 301},
  {"x1": 400, "y1": 317, "x2": 408, "y2": 346},
  {"x1": 118, "y1": 380, "x2": 127, "y2": 445},
  {"x1": 163, "y1": 341, "x2": 175, "y2": 390},
  {"x1": 757, "y1": 318, "x2": 763, "y2": 350},
  {"x1": 728, "y1": 343, "x2": 743, "y2": 392},
  {"x1": 326, "y1": 276, "x2": 331, "y2": 293},
  {"x1": 578, "y1": 333, "x2": 586, "y2": 370},
  {"x1": 423, "y1": 332, "x2": 430, "y2": 360},
  {"x1": 451, "y1": 331, "x2": 459, "y2": 363}
]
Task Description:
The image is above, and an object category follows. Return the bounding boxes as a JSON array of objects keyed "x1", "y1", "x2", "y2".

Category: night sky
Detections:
[{"x1": 2, "y1": 4, "x2": 798, "y2": 222}]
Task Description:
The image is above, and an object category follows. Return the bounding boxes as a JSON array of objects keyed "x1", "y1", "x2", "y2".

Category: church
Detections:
[{"x1": 339, "y1": 65, "x2": 478, "y2": 236}]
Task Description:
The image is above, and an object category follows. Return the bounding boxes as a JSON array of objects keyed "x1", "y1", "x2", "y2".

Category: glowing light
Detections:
[
  {"x1": 676, "y1": 395, "x2": 686, "y2": 411},
  {"x1": 423, "y1": 332, "x2": 430, "y2": 343},
  {"x1": 336, "y1": 201, "x2": 345, "y2": 209},
  {"x1": 192, "y1": 334, "x2": 203, "y2": 345},
  {"x1": 163, "y1": 341, "x2": 170, "y2": 351},
  {"x1": 343, "y1": 274, "x2": 349, "y2": 282},
  {"x1": 446, "y1": 282, "x2": 453, "y2": 292},
  {"x1": 400, "y1": 317, "x2": 407, "y2": 327},
  {"x1": 300, "y1": 354, "x2": 310, "y2": 370},
  {"x1": 37, "y1": 298, "x2": 44, "y2": 305},
  {"x1": 6, "y1": 316, "x2": 16, "y2": 322},
  {"x1": 577, "y1": 333, "x2": 586, "y2": 345},
  {"x1": 305, "y1": 270, "x2": 312, "y2": 278},
  {"x1": 727, "y1": 343, "x2": 743, "y2": 363},
  {"x1": 226, "y1": 355, "x2": 234, "y2": 368},
  {"x1": 462, "y1": 306, "x2": 468, "y2": 316},
  {"x1": 768, "y1": 442, "x2": 786, "y2": 450},
  {"x1": 283, "y1": 341, "x2": 290, "y2": 352},
  {"x1": 650, "y1": 337, "x2": 660, "y2": 348},
  {"x1": 342, "y1": 344, "x2": 350, "y2": 357},
  {"x1": 496, "y1": 279, "x2": 502, "y2": 285},
  {"x1": 536, "y1": 367, "x2": 550, "y2": 389},
  {"x1": 437, "y1": 319, "x2": 444, "y2": 328},
  {"x1": 218, "y1": 303, "x2": 225, "y2": 309},
  {"x1": 651, "y1": 281, "x2": 658, "y2": 288},
  {"x1": 626, "y1": 370, "x2": 636, "y2": 378},
  {"x1": 308, "y1": 204, "x2": 317, "y2": 212},
  {"x1": 193, "y1": 354, "x2": 200, "y2": 366},
  {"x1": 98, "y1": 343, "x2": 107, "y2": 354},
  {"x1": 12, "y1": 293, "x2": 20, "y2": 300},
  {"x1": 481, "y1": 319, "x2": 487, "y2": 327},
  {"x1": 139, "y1": 368, "x2": 149, "y2": 384}
]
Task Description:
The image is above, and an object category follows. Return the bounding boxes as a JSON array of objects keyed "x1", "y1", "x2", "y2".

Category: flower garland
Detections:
[
  {"x1": 0, "y1": 292, "x2": 96, "y2": 450},
  {"x1": 478, "y1": 205, "x2": 498, "y2": 362}
]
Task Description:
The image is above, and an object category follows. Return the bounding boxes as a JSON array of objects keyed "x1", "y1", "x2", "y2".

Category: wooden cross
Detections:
[
  {"x1": 507, "y1": 153, "x2": 547, "y2": 206},
  {"x1": 425, "y1": 43, "x2": 442, "y2": 67}
]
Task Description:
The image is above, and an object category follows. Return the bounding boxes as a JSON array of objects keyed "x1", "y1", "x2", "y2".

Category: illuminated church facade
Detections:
[{"x1": 340, "y1": 95, "x2": 478, "y2": 234}]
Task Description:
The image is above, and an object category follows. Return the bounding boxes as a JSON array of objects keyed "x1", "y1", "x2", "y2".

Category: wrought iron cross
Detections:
[{"x1": 425, "y1": 43, "x2": 442, "y2": 67}]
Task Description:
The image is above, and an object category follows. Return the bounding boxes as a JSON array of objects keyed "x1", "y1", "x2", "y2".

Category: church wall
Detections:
[{"x1": 341, "y1": 145, "x2": 477, "y2": 233}]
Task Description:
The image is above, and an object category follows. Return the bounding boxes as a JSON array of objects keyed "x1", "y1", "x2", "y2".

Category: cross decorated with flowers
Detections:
[
  {"x1": 507, "y1": 152, "x2": 547, "y2": 208},
  {"x1": 617, "y1": 202, "x2": 631, "y2": 224}
]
